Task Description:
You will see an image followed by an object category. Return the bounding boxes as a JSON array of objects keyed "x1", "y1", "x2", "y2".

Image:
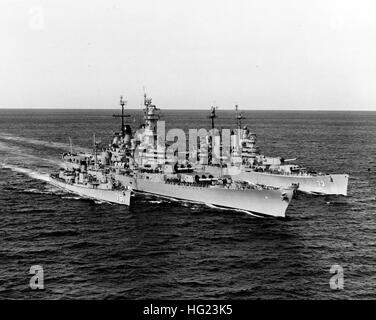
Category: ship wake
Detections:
[
  {"x1": 0, "y1": 163, "x2": 51, "y2": 183},
  {"x1": 0, "y1": 132, "x2": 91, "y2": 153}
]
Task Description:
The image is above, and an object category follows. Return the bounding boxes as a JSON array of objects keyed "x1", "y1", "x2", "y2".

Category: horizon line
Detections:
[{"x1": 0, "y1": 107, "x2": 376, "y2": 111}]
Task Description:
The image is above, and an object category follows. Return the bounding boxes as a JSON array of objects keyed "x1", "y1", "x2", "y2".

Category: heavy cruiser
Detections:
[
  {"x1": 202, "y1": 106, "x2": 349, "y2": 196},
  {"x1": 62, "y1": 95, "x2": 294, "y2": 218},
  {"x1": 114, "y1": 167, "x2": 293, "y2": 218}
]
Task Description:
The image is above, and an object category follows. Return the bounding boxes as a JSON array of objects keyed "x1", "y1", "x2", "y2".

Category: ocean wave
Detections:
[
  {"x1": 36, "y1": 229, "x2": 80, "y2": 238},
  {"x1": 0, "y1": 110, "x2": 375, "y2": 299},
  {"x1": 325, "y1": 201, "x2": 349, "y2": 206}
]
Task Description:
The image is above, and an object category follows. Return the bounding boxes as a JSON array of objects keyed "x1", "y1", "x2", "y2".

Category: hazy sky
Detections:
[{"x1": 1, "y1": 0, "x2": 376, "y2": 110}]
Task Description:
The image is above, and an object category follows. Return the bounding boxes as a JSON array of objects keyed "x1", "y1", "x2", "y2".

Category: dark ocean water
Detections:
[{"x1": 0, "y1": 109, "x2": 375, "y2": 299}]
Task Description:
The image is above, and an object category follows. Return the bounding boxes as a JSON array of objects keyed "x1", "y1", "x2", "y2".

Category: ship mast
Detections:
[
  {"x1": 141, "y1": 92, "x2": 161, "y2": 165},
  {"x1": 68, "y1": 137, "x2": 73, "y2": 154},
  {"x1": 209, "y1": 105, "x2": 217, "y2": 131},
  {"x1": 112, "y1": 96, "x2": 130, "y2": 136},
  {"x1": 143, "y1": 93, "x2": 160, "y2": 140},
  {"x1": 235, "y1": 104, "x2": 244, "y2": 130},
  {"x1": 207, "y1": 106, "x2": 218, "y2": 166},
  {"x1": 93, "y1": 133, "x2": 98, "y2": 167}
]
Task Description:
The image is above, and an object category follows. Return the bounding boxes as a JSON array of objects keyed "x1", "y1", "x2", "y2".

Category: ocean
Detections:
[{"x1": 0, "y1": 109, "x2": 375, "y2": 299}]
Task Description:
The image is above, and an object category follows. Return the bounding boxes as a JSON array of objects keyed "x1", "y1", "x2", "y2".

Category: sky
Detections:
[{"x1": 0, "y1": 0, "x2": 376, "y2": 110}]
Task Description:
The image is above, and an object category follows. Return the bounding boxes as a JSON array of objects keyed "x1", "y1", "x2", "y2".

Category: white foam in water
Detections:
[
  {"x1": 0, "y1": 163, "x2": 51, "y2": 183},
  {"x1": 205, "y1": 202, "x2": 261, "y2": 217},
  {"x1": 23, "y1": 188, "x2": 40, "y2": 193},
  {"x1": 235, "y1": 209, "x2": 263, "y2": 218},
  {"x1": 94, "y1": 200, "x2": 113, "y2": 205},
  {"x1": 44, "y1": 184, "x2": 66, "y2": 195},
  {"x1": 0, "y1": 138, "x2": 62, "y2": 167},
  {"x1": 62, "y1": 196, "x2": 82, "y2": 200},
  {"x1": 0, "y1": 132, "x2": 91, "y2": 153},
  {"x1": 0, "y1": 141, "x2": 13, "y2": 152}
]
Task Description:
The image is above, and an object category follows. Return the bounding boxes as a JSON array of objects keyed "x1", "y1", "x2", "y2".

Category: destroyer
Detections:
[{"x1": 52, "y1": 135, "x2": 131, "y2": 205}]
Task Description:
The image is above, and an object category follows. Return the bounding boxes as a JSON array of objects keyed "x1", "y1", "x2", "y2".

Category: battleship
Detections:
[
  {"x1": 51, "y1": 135, "x2": 132, "y2": 205},
  {"x1": 61, "y1": 95, "x2": 295, "y2": 218},
  {"x1": 202, "y1": 106, "x2": 349, "y2": 196}
]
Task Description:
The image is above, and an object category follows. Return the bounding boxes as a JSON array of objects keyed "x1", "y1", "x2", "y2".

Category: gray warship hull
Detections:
[
  {"x1": 114, "y1": 173, "x2": 293, "y2": 217},
  {"x1": 49, "y1": 177, "x2": 131, "y2": 205},
  {"x1": 238, "y1": 171, "x2": 348, "y2": 195},
  {"x1": 206, "y1": 167, "x2": 349, "y2": 195}
]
